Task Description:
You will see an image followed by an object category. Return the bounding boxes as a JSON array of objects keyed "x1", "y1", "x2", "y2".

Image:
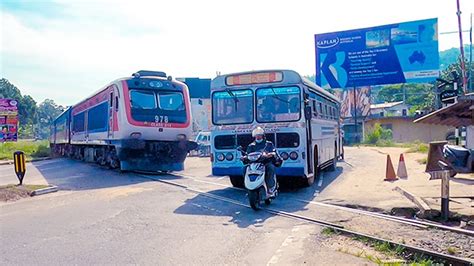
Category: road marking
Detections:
[{"x1": 318, "y1": 172, "x2": 324, "y2": 187}]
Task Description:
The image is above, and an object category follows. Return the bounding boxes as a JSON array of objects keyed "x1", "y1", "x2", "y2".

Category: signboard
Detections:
[
  {"x1": 315, "y1": 18, "x2": 439, "y2": 89},
  {"x1": 333, "y1": 87, "x2": 371, "y2": 118},
  {"x1": 0, "y1": 99, "x2": 19, "y2": 142},
  {"x1": 440, "y1": 90, "x2": 458, "y2": 104}
]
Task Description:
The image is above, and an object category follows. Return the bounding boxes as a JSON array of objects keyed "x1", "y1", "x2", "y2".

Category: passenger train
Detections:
[{"x1": 50, "y1": 70, "x2": 197, "y2": 172}]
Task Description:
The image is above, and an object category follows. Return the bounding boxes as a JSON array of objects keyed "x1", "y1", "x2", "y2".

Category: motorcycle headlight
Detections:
[
  {"x1": 289, "y1": 152, "x2": 298, "y2": 160},
  {"x1": 216, "y1": 153, "x2": 225, "y2": 161},
  {"x1": 225, "y1": 153, "x2": 234, "y2": 161},
  {"x1": 280, "y1": 152, "x2": 289, "y2": 160}
]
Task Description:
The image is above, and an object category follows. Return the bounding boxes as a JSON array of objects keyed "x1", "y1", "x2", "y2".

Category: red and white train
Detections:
[{"x1": 50, "y1": 70, "x2": 197, "y2": 172}]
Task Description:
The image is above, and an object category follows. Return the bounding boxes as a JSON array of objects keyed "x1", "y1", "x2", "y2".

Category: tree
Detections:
[
  {"x1": 36, "y1": 99, "x2": 64, "y2": 139},
  {"x1": 0, "y1": 78, "x2": 38, "y2": 135}
]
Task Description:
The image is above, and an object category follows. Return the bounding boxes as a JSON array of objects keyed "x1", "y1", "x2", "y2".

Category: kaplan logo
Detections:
[{"x1": 317, "y1": 37, "x2": 339, "y2": 49}]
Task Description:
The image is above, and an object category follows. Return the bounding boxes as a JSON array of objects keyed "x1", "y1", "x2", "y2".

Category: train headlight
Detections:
[
  {"x1": 289, "y1": 152, "x2": 298, "y2": 160},
  {"x1": 149, "y1": 80, "x2": 163, "y2": 88},
  {"x1": 225, "y1": 153, "x2": 234, "y2": 161},
  {"x1": 177, "y1": 134, "x2": 187, "y2": 141},
  {"x1": 280, "y1": 152, "x2": 289, "y2": 160},
  {"x1": 130, "y1": 132, "x2": 142, "y2": 139},
  {"x1": 216, "y1": 153, "x2": 225, "y2": 161}
]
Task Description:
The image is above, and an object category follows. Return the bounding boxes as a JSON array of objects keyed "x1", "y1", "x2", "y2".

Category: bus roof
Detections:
[{"x1": 211, "y1": 69, "x2": 340, "y2": 103}]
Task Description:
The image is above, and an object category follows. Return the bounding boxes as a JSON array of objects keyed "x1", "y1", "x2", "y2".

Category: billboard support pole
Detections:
[{"x1": 353, "y1": 87, "x2": 358, "y2": 143}]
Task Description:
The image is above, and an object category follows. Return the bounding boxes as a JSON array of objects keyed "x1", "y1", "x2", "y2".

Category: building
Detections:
[
  {"x1": 370, "y1": 101, "x2": 410, "y2": 117},
  {"x1": 364, "y1": 116, "x2": 454, "y2": 143},
  {"x1": 177, "y1": 78, "x2": 212, "y2": 135},
  {"x1": 414, "y1": 93, "x2": 474, "y2": 148}
]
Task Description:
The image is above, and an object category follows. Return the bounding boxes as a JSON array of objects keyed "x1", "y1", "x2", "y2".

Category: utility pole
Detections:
[{"x1": 456, "y1": 0, "x2": 468, "y2": 94}]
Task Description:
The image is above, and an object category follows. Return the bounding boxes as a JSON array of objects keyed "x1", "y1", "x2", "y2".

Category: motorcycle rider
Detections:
[{"x1": 243, "y1": 127, "x2": 280, "y2": 195}]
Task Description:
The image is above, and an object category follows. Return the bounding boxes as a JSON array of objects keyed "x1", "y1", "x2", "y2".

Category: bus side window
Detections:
[
  {"x1": 115, "y1": 96, "x2": 119, "y2": 111},
  {"x1": 318, "y1": 102, "x2": 323, "y2": 118},
  {"x1": 324, "y1": 105, "x2": 328, "y2": 120}
]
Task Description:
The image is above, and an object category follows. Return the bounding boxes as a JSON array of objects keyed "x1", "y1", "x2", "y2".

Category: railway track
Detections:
[{"x1": 137, "y1": 172, "x2": 474, "y2": 265}]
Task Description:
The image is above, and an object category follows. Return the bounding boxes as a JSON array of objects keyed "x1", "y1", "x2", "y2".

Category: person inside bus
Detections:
[{"x1": 243, "y1": 127, "x2": 281, "y2": 195}]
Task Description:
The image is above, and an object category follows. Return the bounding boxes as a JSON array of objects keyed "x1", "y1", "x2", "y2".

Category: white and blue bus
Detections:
[{"x1": 210, "y1": 70, "x2": 342, "y2": 187}]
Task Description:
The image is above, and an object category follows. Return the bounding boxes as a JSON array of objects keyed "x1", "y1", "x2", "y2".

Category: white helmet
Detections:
[{"x1": 252, "y1": 127, "x2": 265, "y2": 137}]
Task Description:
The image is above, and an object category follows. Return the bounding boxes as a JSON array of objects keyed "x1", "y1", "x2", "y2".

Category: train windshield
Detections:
[
  {"x1": 130, "y1": 89, "x2": 186, "y2": 123},
  {"x1": 212, "y1": 89, "x2": 253, "y2": 125}
]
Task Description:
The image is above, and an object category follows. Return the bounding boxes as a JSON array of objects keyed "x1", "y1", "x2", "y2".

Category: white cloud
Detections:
[{"x1": 1, "y1": 0, "x2": 473, "y2": 105}]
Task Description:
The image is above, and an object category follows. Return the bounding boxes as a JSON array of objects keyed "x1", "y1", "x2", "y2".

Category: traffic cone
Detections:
[
  {"x1": 397, "y1": 154, "x2": 408, "y2": 179},
  {"x1": 384, "y1": 154, "x2": 398, "y2": 181}
]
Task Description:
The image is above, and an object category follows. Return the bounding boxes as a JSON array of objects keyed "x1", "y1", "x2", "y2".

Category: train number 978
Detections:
[{"x1": 155, "y1": 115, "x2": 169, "y2": 123}]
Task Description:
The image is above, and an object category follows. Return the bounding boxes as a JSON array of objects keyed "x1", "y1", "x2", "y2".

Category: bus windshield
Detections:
[
  {"x1": 256, "y1": 86, "x2": 301, "y2": 123},
  {"x1": 212, "y1": 89, "x2": 253, "y2": 125}
]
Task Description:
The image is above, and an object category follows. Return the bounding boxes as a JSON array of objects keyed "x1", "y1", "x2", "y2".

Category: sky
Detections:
[{"x1": 1, "y1": 0, "x2": 473, "y2": 106}]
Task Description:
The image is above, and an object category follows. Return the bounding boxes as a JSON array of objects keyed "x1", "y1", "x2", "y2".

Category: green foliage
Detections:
[
  {"x1": 405, "y1": 141, "x2": 429, "y2": 154},
  {"x1": 365, "y1": 123, "x2": 393, "y2": 145},
  {"x1": 0, "y1": 78, "x2": 64, "y2": 140},
  {"x1": 0, "y1": 140, "x2": 50, "y2": 160}
]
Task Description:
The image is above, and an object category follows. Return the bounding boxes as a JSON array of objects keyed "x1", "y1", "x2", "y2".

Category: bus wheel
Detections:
[
  {"x1": 304, "y1": 175, "x2": 315, "y2": 187},
  {"x1": 229, "y1": 175, "x2": 244, "y2": 188}
]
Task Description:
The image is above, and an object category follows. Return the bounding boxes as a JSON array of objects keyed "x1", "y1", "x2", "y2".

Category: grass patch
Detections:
[
  {"x1": 416, "y1": 157, "x2": 428, "y2": 165},
  {"x1": 405, "y1": 141, "x2": 429, "y2": 154},
  {"x1": 0, "y1": 184, "x2": 50, "y2": 202},
  {"x1": 0, "y1": 140, "x2": 50, "y2": 160},
  {"x1": 321, "y1": 227, "x2": 338, "y2": 236}
]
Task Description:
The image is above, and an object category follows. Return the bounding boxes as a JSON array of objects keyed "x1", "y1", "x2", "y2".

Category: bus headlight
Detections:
[
  {"x1": 216, "y1": 153, "x2": 225, "y2": 161},
  {"x1": 225, "y1": 153, "x2": 234, "y2": 161},
  {"x1": 289, "y1": 152, "x2": 298, "y2": 160},
  {"x1": 280, "y1": 152, "x2": 289, "y2": 160}
]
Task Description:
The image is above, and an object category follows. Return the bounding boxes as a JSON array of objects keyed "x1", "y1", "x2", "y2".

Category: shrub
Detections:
[{"x1": 364, "y1": 123, "x2": 393, "y2": 144}]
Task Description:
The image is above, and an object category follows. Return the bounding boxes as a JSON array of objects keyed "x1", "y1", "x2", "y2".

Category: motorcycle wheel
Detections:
[{"x1": 248, "y1": 190, "x2": 260, "y2": 210}]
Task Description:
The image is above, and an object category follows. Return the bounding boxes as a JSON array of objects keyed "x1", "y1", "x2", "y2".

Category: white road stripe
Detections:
[{"x1": 317, "y1": 172, "x2": 324, "y2": 187}]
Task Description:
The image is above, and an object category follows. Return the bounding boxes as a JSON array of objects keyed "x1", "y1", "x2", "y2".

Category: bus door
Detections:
[{"x1": 303, "y1": 91, "x2": 313, "y2": 175}]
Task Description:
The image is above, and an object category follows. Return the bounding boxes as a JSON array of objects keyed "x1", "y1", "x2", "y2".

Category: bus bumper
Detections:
[{"x1": 212, "y1": 166, "x2": 305, "y2": 177}]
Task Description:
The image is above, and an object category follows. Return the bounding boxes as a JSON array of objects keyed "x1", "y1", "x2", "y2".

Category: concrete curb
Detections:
[
  {"x1": 31, "y1": 185, "x2": 58, "y2": 196},
  {"x1": 0, "y1": 157, "x2": 52, "y2": 166}
]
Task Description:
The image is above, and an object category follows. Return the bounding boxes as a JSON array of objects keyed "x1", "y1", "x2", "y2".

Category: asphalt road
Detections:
[{"x1": 0, "y1": 157, "x2": 370, "y2": 265}]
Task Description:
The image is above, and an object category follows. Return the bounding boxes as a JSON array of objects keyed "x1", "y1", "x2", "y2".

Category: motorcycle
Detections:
[
  {"x1": 238, "y1": 147, "x2": 278, "y2": 210},
  {"x1": 442, "y1": 144, "x2": 473, "y2": 175}
]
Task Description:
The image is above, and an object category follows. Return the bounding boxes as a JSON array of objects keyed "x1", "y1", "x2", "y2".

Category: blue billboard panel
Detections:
[{"x1": 315, "y1": 18, "x2": 439, "y2": 89}]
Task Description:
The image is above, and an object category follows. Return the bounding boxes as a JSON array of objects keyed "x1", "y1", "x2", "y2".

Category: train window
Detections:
[
  {"x1": 87, "y1": 102, "x2": 108, "y2": 132},
  {"x1": 73, "y1": 112, "x2": 85, "y2": 132},
  {"x1": 130, "y1": 90, "x2": 156, "y2": 109},
  {"x1": 157, "y1": 92, "x2": 184, "y2": 111}
]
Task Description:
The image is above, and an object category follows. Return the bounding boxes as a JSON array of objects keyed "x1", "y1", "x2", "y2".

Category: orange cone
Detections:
[
  {"x1": 397, "y1": 154, "x2": 408, "y2": 179},
  {"x1": 384, "y1": 154, "x2": 398, "y2": 181}
]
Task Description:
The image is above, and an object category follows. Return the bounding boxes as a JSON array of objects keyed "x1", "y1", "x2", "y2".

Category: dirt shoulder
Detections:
[{"x1": 0, "y1": 184, "x2": 49, "y2": 202}]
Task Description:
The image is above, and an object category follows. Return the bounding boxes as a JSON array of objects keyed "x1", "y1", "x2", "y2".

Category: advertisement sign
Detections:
[
  {"x1": 315, "y1": 18, "x2": 439, "y2": 89},
  {"x1": 333, "y1": 87, "x2": 371, "y2": 118},
  {"x1": 0, "y1": 99, "x2": 19, "y2": 142}
]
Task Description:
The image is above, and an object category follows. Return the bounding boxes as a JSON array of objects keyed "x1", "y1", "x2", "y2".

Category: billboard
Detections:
[
  {"x1": 0, "y1": 99, "x2": 19, "y2": 142},
  {"x1": 315, "y1": 18, "x2": 439, "y2": 89}
]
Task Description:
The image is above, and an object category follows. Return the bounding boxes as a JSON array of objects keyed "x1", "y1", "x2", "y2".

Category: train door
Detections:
[
  {"x1": 107, "y1": 86, "x2": 115, "y2": 139},
  {"x1": 107, "y1": 85, "x2": 120, "y2": 139}
]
